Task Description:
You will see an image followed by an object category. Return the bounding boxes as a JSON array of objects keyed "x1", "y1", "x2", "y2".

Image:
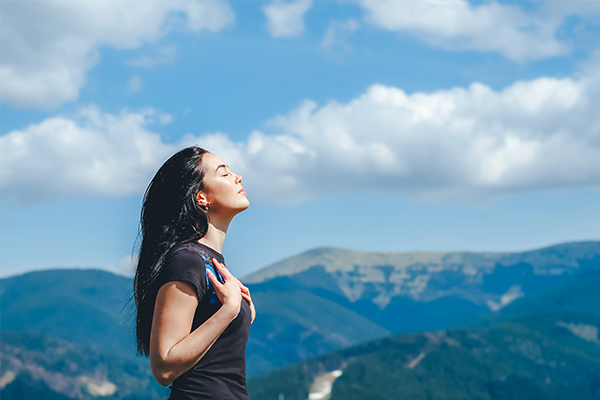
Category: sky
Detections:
[{"x1": 1, "y1": 0, "x2": 599, "y2": 279}]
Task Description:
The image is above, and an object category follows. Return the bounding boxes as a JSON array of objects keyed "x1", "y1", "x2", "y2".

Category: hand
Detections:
[
  {"x1": 240, "y1": 284, "x2": 256, "y2": 324},
  {"x1": 206, "y1": 259, "x2": 242, "y2": 320}
]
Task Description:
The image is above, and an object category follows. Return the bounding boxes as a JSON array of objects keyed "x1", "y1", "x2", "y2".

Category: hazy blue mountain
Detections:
[
  {"x1": 0, "y1": 268, "x2": 389, "y2": 377},
  {"x1": 247, "y1": 266, "x2": 600, "y2": 400},
  {"x1": 0, "y1": 269, "x2": 136, "y2": 356},
  {"x1": 244, "y1": 241, "x2": 600, "y2": 374},
  {"x1": 469, "y1": 267, "x2": 600, "y2": 328},
  {"x1": 2, "y1": 240, "x2": 598, "y2": 385},
  {"x1": 244, "y1": 241, "x2": 600, "y2": 315},
  {"x1": 4, "y1": 259, "x2": 599, "y2": 400},
  {"x1": 246, "y1": 276, "x2": 390, "y2": 376}
]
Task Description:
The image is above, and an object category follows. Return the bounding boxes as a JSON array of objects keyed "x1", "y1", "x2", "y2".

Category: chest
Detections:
[{"x1": 192, "y1": 294, "x2": 251, "y2": 335}]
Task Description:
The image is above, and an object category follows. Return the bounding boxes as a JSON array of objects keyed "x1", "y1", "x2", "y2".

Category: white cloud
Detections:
[
  {"x1": 2, "y1": 65, "x2": 600, "y2": 204},
  {"x1": 126, "y1": 46, "x2": 177, "y2": 68},
  {"x1": 0, "y1": 0, "x2": 234, "y2": 110},
  {"x1": 244, "y1": 76, "x2": 599, "y2": 203},
  {"x1": 263, "y1": 0, "x2": 312, "y2": 38},
  {"x1": 0, "y1": 107, "x2": 184, "y2": 201},
  {"x1": 355, "y1": 0, "x2": 568, "y2": 62},
  {"x1": 321, "y1": 19, "x2": 359, "y2": 52},
  {"x1": 127, "y1": 76, "x2": 143, "y2": 93}
]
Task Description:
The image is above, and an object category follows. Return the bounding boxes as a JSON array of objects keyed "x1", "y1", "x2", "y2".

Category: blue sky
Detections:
[{"x1": 1, "y1": 0, "x2": 599, "y2": 278}]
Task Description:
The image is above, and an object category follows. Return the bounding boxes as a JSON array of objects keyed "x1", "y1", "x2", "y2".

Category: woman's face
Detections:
[{"x1": 198, "y1": 153, "x2": 249, "y2": 216}]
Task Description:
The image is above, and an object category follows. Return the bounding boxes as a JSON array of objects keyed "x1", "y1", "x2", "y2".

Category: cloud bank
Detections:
[
  {"x1": 355, "y1": 0, "x2": 570, "y2": 62},
  {"x1": 0, "y1": 0, "x2": 234, "y2": 110},
  {"x1": 3, "y1": 63, "x2": 599, "y2": 204},
  {"x1": 0, "y1": 108, "x2": 181, "y2": 201}
]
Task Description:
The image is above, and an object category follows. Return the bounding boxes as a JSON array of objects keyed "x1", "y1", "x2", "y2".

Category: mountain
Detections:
[
  {"x1": 2, "y1": 241, "x2": 599, "y2": 379},
  {"x1": 244, "y1": 241, "x2": 600, "y2": 311},
  {"x1": 246, "y1": 277, "x2": 389, "y2": 375},
  {"x1": 249, "y1": 313, "x2": 600, "y2": 400},
  {"x1": 0, "y1": 268, "x2": 389, "y2": 378},
  {"x1": 4, "y1": 252, "x2": 599, "y2": 400},
  {"x1": 244, "y1": 241, "x2": 600, "y2": 374},
  {"x1": 247, "y1": 268, "x2": 600, "y2": 400},
  {"x1": 469, "y1": 267, "x2": 600, "y2": 328},
  {"x1": 0, "y1": 269, "x2": 136, "y2": 356},
  {"x1": 0, "y1": 330, "x2": 167, "y2": 400}
]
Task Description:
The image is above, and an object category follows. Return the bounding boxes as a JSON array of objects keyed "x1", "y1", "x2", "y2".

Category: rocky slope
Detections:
[
  {"x1": 244, "y1": 241, "x2": 600, "y2": 310},
  {"x1": 244, "y1": 241, "x2": 600, "y2": 373}
]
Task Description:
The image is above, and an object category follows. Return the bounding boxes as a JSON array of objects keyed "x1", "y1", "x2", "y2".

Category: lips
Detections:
[{"x1": 238, "y1": 187, "x2": 246, "y2": 194}]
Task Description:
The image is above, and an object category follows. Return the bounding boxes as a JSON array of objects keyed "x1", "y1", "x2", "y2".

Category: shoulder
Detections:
[
  {"x1": 167, "y1": 242, "x2": 205, "y2": 265},
  {"x1": 161, "y1": 242, "x2": 209, "y2": 297}
]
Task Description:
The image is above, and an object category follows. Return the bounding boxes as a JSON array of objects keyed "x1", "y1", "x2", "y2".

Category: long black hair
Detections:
[{"x1": 134, "y1": 146, "x2": 209, "y2": 356}]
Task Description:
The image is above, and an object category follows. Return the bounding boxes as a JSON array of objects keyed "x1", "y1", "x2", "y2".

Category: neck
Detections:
[{"x1": 198, "y1": 214, "x2": 234, "y2": 254}]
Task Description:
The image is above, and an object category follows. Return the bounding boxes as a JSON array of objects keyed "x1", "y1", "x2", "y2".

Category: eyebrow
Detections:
[{"x1": 215, "y1": 164, "x2": 228, "y2": 172}]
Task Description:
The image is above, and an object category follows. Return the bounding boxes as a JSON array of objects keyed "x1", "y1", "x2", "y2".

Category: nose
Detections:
[{"x1": 235, "y1": 173, "x2": 242, "y2": 184}]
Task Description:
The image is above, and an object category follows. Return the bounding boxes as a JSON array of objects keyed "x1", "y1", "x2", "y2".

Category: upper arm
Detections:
[{"x1": 149, "y1": 281, "x2": 199, "y2": 368}]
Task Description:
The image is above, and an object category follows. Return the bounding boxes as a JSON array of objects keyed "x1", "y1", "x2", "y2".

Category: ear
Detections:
[{"x1": 196, "y1": 191, "x2": 209, "y2": 207}]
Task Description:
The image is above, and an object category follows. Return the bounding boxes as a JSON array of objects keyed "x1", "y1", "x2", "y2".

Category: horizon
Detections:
[{"x1": 2, "y1": 238, "x2": 598, "y2": 280}]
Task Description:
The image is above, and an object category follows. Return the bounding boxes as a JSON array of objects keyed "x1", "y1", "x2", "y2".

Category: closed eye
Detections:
[{"x1": 215, "y1": 164, "x2": 229, "y2": 174}]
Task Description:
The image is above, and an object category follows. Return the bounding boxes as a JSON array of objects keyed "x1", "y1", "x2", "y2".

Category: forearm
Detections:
[{"x1": 152, "y1": 304, "x2": 237, "y2": 386}]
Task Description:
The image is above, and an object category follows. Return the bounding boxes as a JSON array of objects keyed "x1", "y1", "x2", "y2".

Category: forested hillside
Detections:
[{"x1": 247, "y1": 269, "x2": 600, "y2": 400}]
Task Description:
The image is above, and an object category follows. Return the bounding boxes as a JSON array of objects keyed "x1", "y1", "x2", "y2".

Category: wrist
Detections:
[{"x1": 219, "y1": 300, "x2": 239, "y2": 321}]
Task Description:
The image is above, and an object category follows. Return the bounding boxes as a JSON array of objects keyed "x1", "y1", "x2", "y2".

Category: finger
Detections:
[
  {"x1": 206, "y1": 268, "x2": 222, "y2": 288},
  {"x1": 240, "y1": 285, "x2": 251, "y2": 296},
  {"x1": 241, "y1": 290, "x2": 251, "y2": 300},
  {"x1": 211, "y1": 259, "x2": 228, "y2": 282},
  {"x1": 241, "y1": 292, "x2": 252, "y2": 305},
  {"x1": 212, "y1": 258, "x2": 232, "y2": 279}
]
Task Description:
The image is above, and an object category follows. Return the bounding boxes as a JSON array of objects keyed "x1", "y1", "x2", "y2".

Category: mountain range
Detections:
[
  {"x1": 247, "y1": 267, "x2": 600, "y2": 400},
  {"x1": 1, "y1": 241, "x2": 599, "y2": 399},
  {"x1": 244, "y1": 241, "x2": 600, "y2": 374}
]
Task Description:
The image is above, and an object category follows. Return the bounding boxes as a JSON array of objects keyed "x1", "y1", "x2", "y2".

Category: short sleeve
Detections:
[{"x1": 161, "y1": 245, "x2": 207, "y2": 301}]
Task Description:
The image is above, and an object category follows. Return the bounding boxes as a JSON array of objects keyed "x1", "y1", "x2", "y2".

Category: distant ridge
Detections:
[
  {"x1": 243, "y1": 241, "x2": 600, "y2": 284},
  {"x1": 242, "y1": 240, "x2": 600, "y2": 375}
]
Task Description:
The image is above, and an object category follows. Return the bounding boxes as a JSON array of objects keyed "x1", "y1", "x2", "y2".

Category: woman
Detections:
[{"x1": 133, "y1": 146, "x2": 255, "y2": 400}]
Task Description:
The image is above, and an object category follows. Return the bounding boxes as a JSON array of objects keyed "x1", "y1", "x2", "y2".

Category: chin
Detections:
[
  {"x1": 240, "y1": 200, "x2": 250, "y2": 211},
  {"x1": 233, "y1": 199, "x2": 250, "y2": 213}
]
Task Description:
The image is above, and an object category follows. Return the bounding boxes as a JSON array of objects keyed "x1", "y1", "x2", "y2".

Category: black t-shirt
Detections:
[{"x1": 158, "y1": 241, "x2": 251, "y2": 400}]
